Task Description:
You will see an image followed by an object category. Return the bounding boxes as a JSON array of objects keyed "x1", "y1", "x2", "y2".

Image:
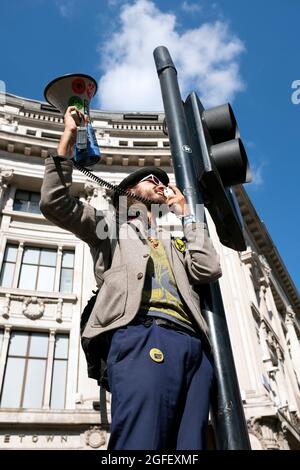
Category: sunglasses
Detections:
[{"x1": 139, "y1": 174, "x2": 165, "y2": 186}]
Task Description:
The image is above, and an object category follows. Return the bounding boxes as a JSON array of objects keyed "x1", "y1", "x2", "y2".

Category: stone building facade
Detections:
[{"x1": 0, "y1": 92, "x2": 299, "y2": 450}]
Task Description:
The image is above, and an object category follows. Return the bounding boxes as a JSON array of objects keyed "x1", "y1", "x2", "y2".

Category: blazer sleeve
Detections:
[
  {"x1": 39, "y1": 156, "x2": 105, "y2": 248},
  {"x1": 183, "y1": 222, "x2": 222, "y2": 284}
]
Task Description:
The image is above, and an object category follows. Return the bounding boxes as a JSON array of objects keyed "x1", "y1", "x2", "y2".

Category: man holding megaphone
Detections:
[
  {"x1": 40, "y1": 97, "x2": 222, "y2": 450},
  {"x1": 56, "y1": 106, "x2": 86, "y2": 155}
]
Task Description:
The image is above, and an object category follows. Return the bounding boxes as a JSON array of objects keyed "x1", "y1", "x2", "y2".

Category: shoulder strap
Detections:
[
  {"x1": 109, "y1": 212, "x2": 120, "y2": 261},
  {"x1": 110, "y1": 235, "x2": 118, "y2": 259}
]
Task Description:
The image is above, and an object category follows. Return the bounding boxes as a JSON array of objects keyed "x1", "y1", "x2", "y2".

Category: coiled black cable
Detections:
[{"x1": 72, "y1": 160, "x2": 154, "y2": 205}]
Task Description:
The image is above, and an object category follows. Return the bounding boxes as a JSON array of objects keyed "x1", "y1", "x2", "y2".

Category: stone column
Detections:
[
  {"x1": 43, "y1": 329, "x2": 56, "y2": 409},
  {"x1": 260, "y1": 321, "x2": 272, "y2": 363},
  {"x1": 285, "y1": 306, "x2": 300, "y2": 384},
  {"x1": 275, "y1": 347, "x2": 289, "y2": 408},
  {"x1": 0, "y1": 325, "x2": 11, "y2": 390},
  {"x1": 268, "y1": 368, "x2": 281, "y2": 407},
  {"x1": 259, "y1": 285, "x2": 270, "y2": 318},
  {"x1": 54, "y1": 246, "x2": 63, "y2": 292},
  {"x1": 12, "y1": 242, "x2": 24, "y2": 288},
  {"x1": 5, "y1": 184, "x2": 16, "y2": 211}
]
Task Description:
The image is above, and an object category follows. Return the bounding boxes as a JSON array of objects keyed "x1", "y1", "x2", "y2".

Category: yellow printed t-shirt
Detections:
[{"x1": 140, "y1": 236, "x2": 195, "y2": 331}]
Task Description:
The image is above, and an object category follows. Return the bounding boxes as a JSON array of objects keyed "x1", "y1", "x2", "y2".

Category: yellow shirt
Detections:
[{"x1": 140, "y1": 237, "x2": 193, "y2": 328}]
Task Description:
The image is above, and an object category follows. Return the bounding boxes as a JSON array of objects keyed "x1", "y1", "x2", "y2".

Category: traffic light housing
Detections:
[{"x1": 184, "y1": 92, "x2": 252, "y2": 251}]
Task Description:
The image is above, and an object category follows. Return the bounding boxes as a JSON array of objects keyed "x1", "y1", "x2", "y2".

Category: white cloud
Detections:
[
  {"x1": 181, "y1": 1, "x2": 202, "y2": 14},
  {"x1": 98, "y1": 0, "x2": 245, "y2": 111},
  {"x1": 108, "y1": 0, "x2": 125, "y2": 6},
  {"x1": 56, "y1": 0, "x2": 75, "y2": 19},
  {"x1": 248, "y1": 161, "x2": 267, "y2": 190}
]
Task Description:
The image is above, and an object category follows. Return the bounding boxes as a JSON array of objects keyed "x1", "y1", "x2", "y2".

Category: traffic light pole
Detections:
[{"x1": 153, "y1": 46, "x2": 251, "y2": 450}]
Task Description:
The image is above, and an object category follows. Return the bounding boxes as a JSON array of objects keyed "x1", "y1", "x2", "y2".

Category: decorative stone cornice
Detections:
[
  {"x1": 264, "y1": 321, "x2": 280, "y2": 351},
  {"x1": 247, "y1": 416, "x2": 286, "y2": 450},
  {"x1": 285, "y1": 305, "x2": 296, "y2": 325},
  {"x1": 100, "y1": 186, "x2": 114, "y2": 204},
  {"x1": 268, "y1": 367, "x2": 279, "y2": 380},
  {"x1": 240, "y1": 248, "x2": 271, "y2": 288},
  {"x1": 0, "y1": 168, "x2": 14, "y2": 187},
  {"x1": 83, "y1": 182, "x2": 98, "y2": 202},
  {"x1": 247, "y1": 416, "x2": 263, "y2": 443},
  {"x1": 0, "y1": 292, "x2": 69, "y2": 323},
  {"x1": 259, "y1": 254, "x2": 272, "y2": 278},
  {"x1": 22, "y1": 296, "x2": 45, "y2": 320}
]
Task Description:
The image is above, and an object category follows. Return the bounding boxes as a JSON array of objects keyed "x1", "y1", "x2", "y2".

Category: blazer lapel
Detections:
[{"x1": 159, "y1": 228, "x2": 174, "y2": 267}]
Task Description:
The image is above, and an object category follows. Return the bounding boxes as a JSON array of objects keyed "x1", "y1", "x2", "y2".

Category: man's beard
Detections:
[
  {"x1": 125, "y1": 187, "x2": 169, "y2": 219},
  {"x1": 147, "y1": 201, "x2": 170, "y2": 218},
  {"x1": 135, "y1": 187, "x2": 166, "y2": 205}
]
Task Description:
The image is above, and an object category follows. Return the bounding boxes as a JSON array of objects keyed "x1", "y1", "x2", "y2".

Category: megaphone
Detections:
[{"x1": 44, "y1": 73, "x2": 101, "y2": 166}]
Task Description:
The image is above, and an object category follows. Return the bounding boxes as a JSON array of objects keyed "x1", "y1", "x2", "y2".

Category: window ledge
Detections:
[
  {"x1": 0, "y1": 409, "x2": 99, "y2": 424},
  {"x1": 0, "y1": 287, "x2": 77, "y2": 301},
  {"x1": 2, "y1": 209, "x2": 44, "y2": 220}
]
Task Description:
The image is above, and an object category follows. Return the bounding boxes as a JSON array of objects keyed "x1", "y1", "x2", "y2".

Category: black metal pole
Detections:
[
  {"x1": 153, "y1": 45, "x2": 251, "y2": 450},
  {"x1": 153, "y1": 46, "x2": 205, "y2": 220}
]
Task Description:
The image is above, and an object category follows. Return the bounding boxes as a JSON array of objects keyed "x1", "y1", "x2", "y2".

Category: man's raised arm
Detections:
[{"x1": 40, "y1": 106, "x2": 104, "y2": 248}]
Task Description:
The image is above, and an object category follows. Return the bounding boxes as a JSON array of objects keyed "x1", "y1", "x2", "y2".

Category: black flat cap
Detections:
[{"x1": 112, "y1": 166, "x2": 169, "y2": 206}]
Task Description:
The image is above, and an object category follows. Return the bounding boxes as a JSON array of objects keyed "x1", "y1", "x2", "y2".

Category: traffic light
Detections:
[{"x1": 184, "y1": 92, "x2": 252, "y2": 251}]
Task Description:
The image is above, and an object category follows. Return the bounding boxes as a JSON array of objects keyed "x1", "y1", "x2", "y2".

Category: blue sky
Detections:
[{"x1": 0, "y1": 0, "x2": 299, "y2": 291}]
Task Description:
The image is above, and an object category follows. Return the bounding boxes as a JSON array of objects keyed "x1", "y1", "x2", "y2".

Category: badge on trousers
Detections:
[{"x1": 149, "y1": 348, "x2": 164, "y2": 363}]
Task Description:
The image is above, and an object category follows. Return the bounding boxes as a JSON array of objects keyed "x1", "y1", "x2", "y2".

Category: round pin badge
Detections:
[
  {"x1": 149, "y1": 348, "x2": 164, "y2": 363},
  {"x1": 175, "y1": 238, "x2": 186, "y2": 252}
]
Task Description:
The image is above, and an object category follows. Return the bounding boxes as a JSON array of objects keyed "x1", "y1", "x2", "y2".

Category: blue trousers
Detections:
[{"x1": 106, "y1": 318, "x2": 214, "y2": 450}]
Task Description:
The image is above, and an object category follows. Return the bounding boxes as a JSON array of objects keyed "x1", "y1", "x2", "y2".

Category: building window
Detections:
[
  {"x1": 0, "y1": 331, "x2": 69, "y2": 409},
  {"x1": 13, "y1": 190, "x2": 41, "y2": 214},
  {"x1": 0, "y1": 244, "x2": 18, "y2": 288},
  {"x1": 0, "y1": 244, "x2": 74, "y2": 293},
  {"x1": 0, "y1": 331, "x2": 48, "y2": 408},
  {"x1": 41, "y1": 131, "x2": 61, "y2": 141},
  {"x1": 59, "y1": 251, "x2": 75, "y2": 294},
  {"x1": 26, "y1": 129, "x2": 36, "y2": 136},
  {"x1": 18, "y1": 247, "x2": 57, "y2": 291},
  {"x1": 133, "y1": 141, "x2": 158, "y2": 147},
  {"x1": 50, "y1": 334, "x2": 69, "y2": 409}
]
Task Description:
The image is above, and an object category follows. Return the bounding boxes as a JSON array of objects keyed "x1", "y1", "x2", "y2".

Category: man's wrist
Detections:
[
  {"x1": 57, "y1": 129, "x2": 76, "y2": 157},
  {"x1": 179, "y1": 214, "x2": 196, "y2": 225}
]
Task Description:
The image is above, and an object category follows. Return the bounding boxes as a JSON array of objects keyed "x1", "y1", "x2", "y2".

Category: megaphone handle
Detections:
[{"x1": 70, "y1": 109, "x2": 83, "y2": 126}]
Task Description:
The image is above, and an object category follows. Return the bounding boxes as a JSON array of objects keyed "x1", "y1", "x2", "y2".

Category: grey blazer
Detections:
[{"x1": 40, "y1": 156, "x2": 222, "y2": 350}]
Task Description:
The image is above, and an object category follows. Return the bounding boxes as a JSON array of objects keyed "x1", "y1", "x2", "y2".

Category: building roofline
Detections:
[
  {"x1": 0, "y1": 92, "x2": 165, "y2": 119},
  {"x1": 235, "y1": 185, "x2": 300, "y2": 315}
]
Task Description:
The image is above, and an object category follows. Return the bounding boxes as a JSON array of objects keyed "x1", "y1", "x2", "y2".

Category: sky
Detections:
[{"x1": 0, "y1": 0, "x2": 299, "y2": 291}]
